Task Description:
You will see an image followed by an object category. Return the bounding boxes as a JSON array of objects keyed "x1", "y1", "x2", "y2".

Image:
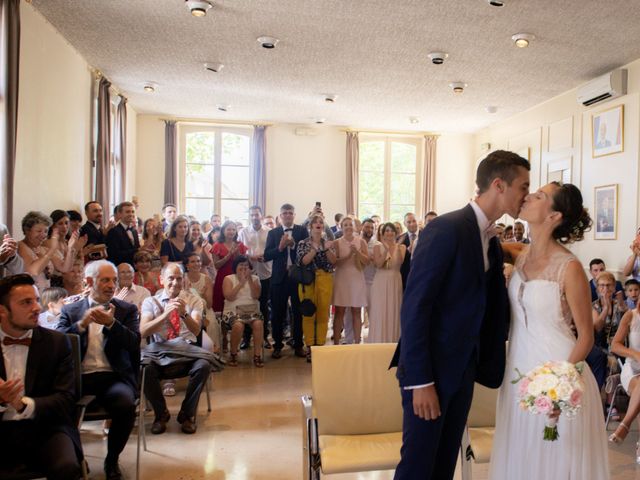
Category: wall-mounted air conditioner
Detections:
[{"x1": 577, "y1": 69, "x2": 627, "y2": 107}]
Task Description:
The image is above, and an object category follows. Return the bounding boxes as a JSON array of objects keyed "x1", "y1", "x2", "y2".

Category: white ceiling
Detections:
[{"x1": 29, "y1": 0, "x2": 640, "y2": 133}]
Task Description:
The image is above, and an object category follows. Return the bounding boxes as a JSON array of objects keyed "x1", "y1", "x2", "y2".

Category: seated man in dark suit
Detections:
[
  {"x1": 106, "y1": 201, "x2": 140, "y2": 267},
  {"x1": 0, "y1": 274, "x2": 82, "y2": 480},
  {"x1": 140, "y1": 263, "x2": 210, "y2": 435},
  {"x1": 397, "y1": 212, "x2": 420, "y2": 290},
  {"x1": 58, "y1": 260, "x2": 140, "y2": 480}
]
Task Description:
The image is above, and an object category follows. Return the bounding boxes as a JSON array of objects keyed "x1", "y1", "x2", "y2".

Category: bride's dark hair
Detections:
[{"x1": 550, "y1": 182, "x2": 592, "y2": 244}]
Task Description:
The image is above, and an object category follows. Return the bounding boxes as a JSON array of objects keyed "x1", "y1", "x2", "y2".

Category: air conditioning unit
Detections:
[{"x1": 577, "y1": 69, "x2": 627, "y2": 106}]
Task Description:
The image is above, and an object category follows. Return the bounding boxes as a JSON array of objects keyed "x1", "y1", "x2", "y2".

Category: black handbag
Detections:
[
  {"x1": 300, "y1": 299, "x2": 317, "y2": 316},
  {"x1": 288, "y1": 263, "x2": 315, "y2": 285}
]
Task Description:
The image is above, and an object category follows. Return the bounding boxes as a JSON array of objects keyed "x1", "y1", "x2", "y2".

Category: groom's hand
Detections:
[{"x1": 413, "y1": 385, "x2": 441, "y2": 420}]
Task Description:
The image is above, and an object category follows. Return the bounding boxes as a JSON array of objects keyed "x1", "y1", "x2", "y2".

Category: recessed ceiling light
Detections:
[
  {"x1": 204, "y1": 62, "x2": 224, "y2": 73},
  {"x1": 485, "y1": 106, "x2": 497, "y2": 114},
  {"x1": 323, "y1": 94, "x2": 337, "y2": 103},
  {"x1": 512, "y1": 33, "x2": 535, "y2": 48},
  {"x1": 257, "y1": 36, "x2": 279, "y2": 49},
  {"x1": 487, "y1": 0, "x2": 505, "y2": 6},
  {"x1": 427, "y1": 52, "x2": 448, "y2": 65},
  {"x1": 449, "y1": 82, "x2": 467, "y2": 94},
  {"x1": 217, "y1": 105, "x2": 230, "y2": 112},
  {"x1": 186, "y1": 0, "x2": 212, "y2": 17},
  {"x1": 409, "y1": 116, "x2": 420, "y2": 124},
  {"x1": 314, "y1": 118, "x2": 326, "y2": 124},
  {"x1": 143, "y1": 83, "x2": 157, "y2": 93}
]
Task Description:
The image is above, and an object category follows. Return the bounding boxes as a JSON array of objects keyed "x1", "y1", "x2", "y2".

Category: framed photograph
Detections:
[
  {"x1": 594, "y1": 184, "x2": 618, "y2": 240},
  {"x1": 592, "y1": 105, "x2": 624, "y2": 158}
]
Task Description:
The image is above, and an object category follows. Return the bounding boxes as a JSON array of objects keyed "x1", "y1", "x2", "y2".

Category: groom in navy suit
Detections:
[{"x1": 391, "y1": 150, "x2": 530, "y2": 480}]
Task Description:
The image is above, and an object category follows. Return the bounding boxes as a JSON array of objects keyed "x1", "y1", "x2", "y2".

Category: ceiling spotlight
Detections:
[
  {"x1": 143, "y1": 83, "x2": 157, "y2": 93},
  {"x1": 204, "y1": 62, "x2": 224, "y2": 73},
  {"x1": 512, "y1": 33, "x2": 535, "y2": 48},
  {"x1": 449, "y1": 82, "x2": 467, "y2": 94},
  {"x1": 427, "y1": 52, "x2": 448, "y2": 65},
  {"x1": 485, "y1": 106, "x2": 497, "y2": 114},
  {"x1": 257, "y1": 36, "x2": 279, "y2": 49},
  {"x1": 186, "y1": 0, "x2": 212, "y2": 17},
  {"x1": 323, "y1": 94, "x2": 338, "y2": 103},
  {"x1": 487, "y1": 0, "x2": 505, "y2": 6},
  {"x1": 314, "y1": 118, "x2": 326, "y2": 124},
  {"x1": 409, "y1": 116, "x2": 420, "y2": 124},
  {"x1": 217, "y1": 104, "x2": 230, "y2": 112}
]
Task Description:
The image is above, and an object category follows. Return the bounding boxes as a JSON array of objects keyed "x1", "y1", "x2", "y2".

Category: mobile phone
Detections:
[{"x1": 315, "y1": 201, "x2": 321, "y2": 208}]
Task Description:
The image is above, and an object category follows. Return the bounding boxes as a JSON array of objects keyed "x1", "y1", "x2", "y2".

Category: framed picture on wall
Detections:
[
  {"x1": 592, "y1": 105, "x2": 624, "y2": 158},
  {"x1": 594, "y1": 184, "x2": 618, "y2": 240}
]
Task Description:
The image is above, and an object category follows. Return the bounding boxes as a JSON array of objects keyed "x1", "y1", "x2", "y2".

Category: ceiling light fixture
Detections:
[
  {"x1": 217, "y1": 105, "x2": 230, "y2": 112},
  {"x1": 512, "y1": 33, "x2": 535, "y2": 48},
  {"x1": 449, "y1": 82, "x2": 467, "y2": 94},
  {"x1": 204, "y1": 62, "x2": 224, "y2": 73},
  {"x1": 143, "y1": 82, "x2": 157, "y2": 93},
  {"x1": 186, "y1": 0, "x2": 213, "y2": 17},
  {"x1": 314, "y1": 118, "x2": 326, "y2": 124},
  {"x1": 427, "y1": 52, "x2": 448, "y2": 65},
  {"x1": 485, "y1": 106, "x2": 497, "y2": 114},
  {"x1": 487, "y1": 0, "x2": 505, "y2": 6},
  {"x1": 409, "y1": 116, "x2": 420, "y2": 124},
  {"x1": 257, "y1": 36, "x2": 279, "y2": 49},
  {"x1": 323, "y1": 94, "x2": 337, "y2": 103}
]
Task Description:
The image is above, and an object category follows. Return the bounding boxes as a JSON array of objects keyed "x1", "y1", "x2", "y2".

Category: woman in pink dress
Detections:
[{"x1": 211, "y1": 221, "x2": 248, "y2": 313}]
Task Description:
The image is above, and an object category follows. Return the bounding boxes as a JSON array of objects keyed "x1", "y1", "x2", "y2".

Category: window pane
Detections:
[
  {"x1": 360, "y1": 141, "x2": 385, "y2": 171},
  {"x1": 221, "y1": 166, "x2": 250, "y2": 199},
  {"x1": 186, "y1": 198, "x2": 215, "y2": 222},
  {"x1": 391, "y1": 142, "x2": 416, "y2": 173},
  {"x1": 221, "y1": 199, "x2": 249, "y2": 223},
  {"x1": 359, "y1": 171, "x2": 384, "y2": 204},
  {"x1": 358, "y1": 204, "x2": 383, "y2": 220},
  {"x1": 390, "y1": 173, "x2": 416, "y2": 204},
  {"x1": 389, "y1": 205, "x2": 414, "y2": 224},
  {"x1": 186, "y1": 164, "x2": 214, "y2": 198},
  {"x1": 222, "y1": 133, "x2": 250, "y2": 166},
  {"x1": 186, "y1": 132, "x2": 215, "y2": 164}
]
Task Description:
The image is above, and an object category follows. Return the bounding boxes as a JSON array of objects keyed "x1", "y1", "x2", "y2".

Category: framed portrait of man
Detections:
[
  {"x1": 594, "y1": 184, "x2": 618, "y2": 240},
  {"x1": 592, "y1": 105, "x2": 624, "y2": 158}
]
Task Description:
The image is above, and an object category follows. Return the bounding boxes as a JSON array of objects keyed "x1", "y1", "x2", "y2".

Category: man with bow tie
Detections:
[
  {"x1": 0, "y1": 274, "x2": 82, "y2": 479},
  {"x1": 106, "y1": 201, "x2": 140, "y2": 267},
  {"x1": 58, "y1": 260, "x2": 140, "y2": 480}
]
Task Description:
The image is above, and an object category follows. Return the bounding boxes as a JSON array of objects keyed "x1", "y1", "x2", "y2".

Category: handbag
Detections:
[
  {"x1": 300, "y1": 299, "x2": 317, "y2": 316},
  {"x1": 288, "y1": 263, "x2": 315, "y2": 285}
]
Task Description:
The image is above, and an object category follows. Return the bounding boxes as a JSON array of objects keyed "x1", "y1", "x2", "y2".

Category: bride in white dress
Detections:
[{"x1": 489, "y1": 182, "x2": 609, "y2": 480}]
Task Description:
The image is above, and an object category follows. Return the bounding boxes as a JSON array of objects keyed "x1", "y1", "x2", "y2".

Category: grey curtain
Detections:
[
  {"x1": 114, "y1": 95, "x2": 127, "y2": 203},
  {"x1": 95, "y1": 77, "x2": 112, "y2": 213},
  {"x1": 0, "y1": 0, "x2": 19, "y2": 228},
  {"x1": 164, "y1": 120, "x2": 177, "y2": 204},
  {"x1": 345, "y1": 132, "x2": 359, "y2": 215},
  {"x1": 250, "y1": 125, "x2": 267, "y2": 210},
  {"x1": 422, "y1": 135, "x2": 438, "y2": 215}
]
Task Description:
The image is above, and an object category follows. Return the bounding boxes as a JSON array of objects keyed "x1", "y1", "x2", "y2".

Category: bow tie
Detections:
[
  {"x1": 3, "y1": 337, "x2": 31, "y2": 347},
  {"x1": 284, "y1": 228, "x2": 293, "y2": 232}
]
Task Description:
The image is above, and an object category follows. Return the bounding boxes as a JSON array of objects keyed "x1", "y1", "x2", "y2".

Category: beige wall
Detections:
[
  {"x1": 134, "y1": 117, "x2": 476, "y2": 223},
  {"x1": 475, "y1": 58, "x2": 640, "y2": 273}
]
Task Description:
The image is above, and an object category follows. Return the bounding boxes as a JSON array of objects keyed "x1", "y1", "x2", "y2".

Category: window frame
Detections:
[
  {"x1": 178, "y1": 124, "x2": 253, "y2": 222},
  {"x1": 358, "y1": 134, "x2": 424, "y2": 222}
]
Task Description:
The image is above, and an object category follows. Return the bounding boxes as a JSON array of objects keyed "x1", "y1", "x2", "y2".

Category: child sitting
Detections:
[
  {"x1": 37, "y1": 287, "x2": 68, "y2": 330},
  {"x1": 626, "y1": 279, "x2": 640, "y2": 310}
]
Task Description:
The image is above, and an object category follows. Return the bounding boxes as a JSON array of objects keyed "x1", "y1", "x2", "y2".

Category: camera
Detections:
[{"x1": 427, "y1": 52, "x2": 448, "y2": 65}]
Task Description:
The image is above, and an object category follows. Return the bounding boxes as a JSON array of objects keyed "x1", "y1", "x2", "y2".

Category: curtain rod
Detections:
[
  {"x1": 158, "y1": 117, "x2": 272, "y2": 127},
  {"x1": 89, "y1": 67, "x2": 127, "y2": 101},
  {"x1": 341, "y1": 128, "x2": 439, "y2": 137}
]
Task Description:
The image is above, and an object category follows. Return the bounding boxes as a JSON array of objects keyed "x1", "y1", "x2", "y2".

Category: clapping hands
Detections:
[
  {"x1": 0, "y1": 378, "x2": 24, "y2": 411},
  {"x1": 0, "y1": 234, "x2": 17, "y2": 263}
]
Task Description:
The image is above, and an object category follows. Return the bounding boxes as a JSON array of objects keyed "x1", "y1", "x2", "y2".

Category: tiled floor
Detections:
[{"x1": 80, "y1": 349, "x2": 640, "y2": 479}]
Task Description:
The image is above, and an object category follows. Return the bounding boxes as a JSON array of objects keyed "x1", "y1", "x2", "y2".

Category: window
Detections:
[
  {"x1": 358, "y1": 136, "x2": 422, "y2": 222},
  {"x1": 179, "y1": 125, "x2": 252, "y2": 223}
]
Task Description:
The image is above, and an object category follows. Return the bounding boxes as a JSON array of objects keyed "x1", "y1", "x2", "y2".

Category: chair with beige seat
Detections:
[
  {"x1": 459, "y1": 382, "x2": 499, "y2": 480},
  {"x1": 301, "y1": 343, "x2": 403, "y2": 479}
]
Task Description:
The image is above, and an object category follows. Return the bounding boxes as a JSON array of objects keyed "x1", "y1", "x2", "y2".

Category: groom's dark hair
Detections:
[{"x1": 476, "y1": 150, "x2": 530, "y2": 194}]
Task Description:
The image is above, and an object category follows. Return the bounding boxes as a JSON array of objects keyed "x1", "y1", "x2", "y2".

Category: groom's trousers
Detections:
[{"x1": 394, "y1": 360, "x2": 476, "y2": 480}]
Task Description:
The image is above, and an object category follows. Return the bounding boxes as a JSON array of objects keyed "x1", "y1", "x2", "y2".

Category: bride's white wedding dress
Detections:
[{"x1": 489, "y1": 250, "x2": 609, "y2": 480}]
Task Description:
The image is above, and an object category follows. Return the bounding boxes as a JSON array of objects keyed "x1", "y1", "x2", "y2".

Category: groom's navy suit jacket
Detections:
[{"x1": 391, "y1": 204, "x2": 509, "y2": 394}]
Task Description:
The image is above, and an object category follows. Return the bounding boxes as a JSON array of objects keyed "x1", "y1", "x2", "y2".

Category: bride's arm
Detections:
[
  {"x1": 564, "y1": 260, "x2": 595, "y2": 364},
  {"x1": 611, "y1": 311, "x2": 640, "y2": 362}
]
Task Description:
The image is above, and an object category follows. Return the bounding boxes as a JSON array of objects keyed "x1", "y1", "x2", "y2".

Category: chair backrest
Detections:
[
  {"x1": 312, "y1": 344, "x2": 402, "y2": 436},
  {"x1": 467, "y1": 382, "x2": 498, "y2": 428},
  {"x1": 66, "y1": 333, "x2": 82, "y2": 399}
]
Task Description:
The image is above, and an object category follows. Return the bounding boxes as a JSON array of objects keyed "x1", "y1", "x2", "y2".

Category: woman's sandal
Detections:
[
  {"x1": 228, "y1": 353, "x2": 238, "y2": 367},
  {"x1": 609, "y1": 421, "x2": 629, "y2": 444},
  {"x1": 253, "y1": 355, "x2": 264, "y2": 368}
]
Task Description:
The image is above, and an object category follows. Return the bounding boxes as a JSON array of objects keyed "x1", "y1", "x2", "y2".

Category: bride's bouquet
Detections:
[{"x1": 511, "y1": 360, "x2": 585, "y2": 441}]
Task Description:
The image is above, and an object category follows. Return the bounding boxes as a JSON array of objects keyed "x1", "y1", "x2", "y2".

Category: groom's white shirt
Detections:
[{"x1": 404, "y1": 200, "x2": 491, "y2": 390}]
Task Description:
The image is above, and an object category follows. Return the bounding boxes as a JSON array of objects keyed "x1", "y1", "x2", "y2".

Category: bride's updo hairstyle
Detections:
[{"x1": 550, "y1": 182, "x2": 592, "y2": 244}]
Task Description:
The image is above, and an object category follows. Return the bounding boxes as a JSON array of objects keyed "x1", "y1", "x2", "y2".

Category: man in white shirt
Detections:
[
  {"x1": 58, "y1": 260, "x2": 140, "y2": 480},
  {"x1": 140, "y1": 263, "x2": 210, "y2": 435},
  {"x1": 115, "y1": 263, "x2": 150, "y2": 310},
  {"x1": 0, "y1": 274, "x2": 82, "y2": 479},
  {"x1": 238, "y1": 205, "x2": 272, "y2": 349}
]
